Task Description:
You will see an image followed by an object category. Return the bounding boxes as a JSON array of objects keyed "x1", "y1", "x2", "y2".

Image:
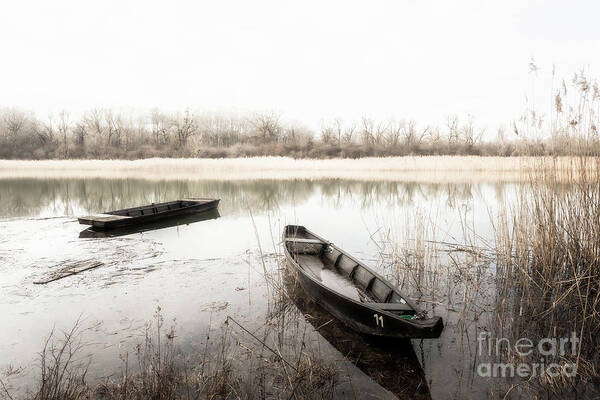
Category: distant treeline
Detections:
[{"x1": 1, "y1": 73, "x2": 598, "y2": 159}]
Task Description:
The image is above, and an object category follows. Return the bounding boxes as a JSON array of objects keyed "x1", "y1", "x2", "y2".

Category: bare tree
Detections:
[
  {"x1": 105, "y1": 111, "x2": 123, "y2": 147},
  {"x1": 131, "y1": 115, "x2": 147, "y2": 150},
  {"x1": 341, "y1": 122, "x2": 356, "y2": 144},
  {"x1": 320, "y1": 120, "x2": 336, "y2": 144},
  {"x1": 84, "y1": 109, "x2": 104, "y2": 149},
  {"x1": 320, "y1": 118, "x2": 349, "y2": 145},
  {"x1": 360, "y1": 117, "x2": 375, "y2": 145},
  {"x1": 73, "y1": 122, "x2": 87, "y2": 148},
  {"x1": 373, "y1": 120, "x2": 389, "y2": 145},
  {"x1": 57, "y1": 111, "x2": 70, "y2": 158},
  {"x1": 198, "y1": 113, "x2": 243, "y2": 147},
  {"x1": 151, "y1": 110, "x2": 170, "y2": 145},
  {"x1": 386, "y1": 119, "x2": 403, "y2": 147},
  {"x1": 447, "y1": 116, "x2": 459, "y2": 144},
  {"x1": 402, "y1": 120, "x2": 422, "y2": 146},
  {"x1": 38, "y1": 114, "x2": 56, "y2": 145},
  {"x1": 460, "y1": 116, "x2": 484, "y2": 146},
  {"x1": 427, "y1": 126, "x2": 442, "y2": 147},
  {"x1": 2, "y1": 109, "x2": 27, "y2": 140},
  {"x1": 173, "y1": 109, "x2": 197, "y2": 148},
  {"x1": 251, "y1": 112, "x2": 281, "y2": 143}
]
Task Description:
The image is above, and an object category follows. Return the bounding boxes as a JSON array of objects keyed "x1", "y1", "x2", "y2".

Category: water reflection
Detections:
[
  {"x1": 0, "y1": 177, "x2": 504, "y2": 219},
  {"x1": 286, "y1": 273, "x2": 432, "y2": 400}
]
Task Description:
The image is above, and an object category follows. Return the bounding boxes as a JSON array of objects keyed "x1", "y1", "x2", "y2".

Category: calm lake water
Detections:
[{"x1": 0, "y1": 177, "x2": 536, "y2": 399}]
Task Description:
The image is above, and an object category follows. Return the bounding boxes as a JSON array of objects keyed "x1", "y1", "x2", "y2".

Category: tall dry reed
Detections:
[{"x1": 494, "y1": 156, "x2": 600, "y2": 389}]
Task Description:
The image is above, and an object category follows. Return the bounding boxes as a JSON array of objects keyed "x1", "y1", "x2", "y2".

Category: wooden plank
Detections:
[
  {"x1": 33, "y1": 260, "x2": 104, "y2": 285},
  {"x1": 78, "y1": 214, "x2": 131, "y2": 224}
]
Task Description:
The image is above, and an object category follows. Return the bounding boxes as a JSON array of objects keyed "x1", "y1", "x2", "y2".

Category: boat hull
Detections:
[
  {"x1": 79, "y1": 208, "x2": 221, "y2": 238},
  {"x1": 78, "y1": 198, "x2": 220, "y2": 230}
]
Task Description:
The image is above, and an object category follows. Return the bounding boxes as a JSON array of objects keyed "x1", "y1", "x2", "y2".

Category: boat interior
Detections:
[
  {"x1": 284, "y1": 226, "x2": 415, "y2": 317},
  {"x1": 109, "y1": 200, "x2": 201, "y2": 217}
]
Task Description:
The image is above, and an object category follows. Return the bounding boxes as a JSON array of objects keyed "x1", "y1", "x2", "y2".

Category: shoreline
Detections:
[{"x1": 0, "y1": 156, "x2": 594, "y2": 183}]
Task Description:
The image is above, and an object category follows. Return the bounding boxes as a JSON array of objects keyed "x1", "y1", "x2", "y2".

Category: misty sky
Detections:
[{"x1": 1, "y1": 0, "x2": 598, "y2": 134}]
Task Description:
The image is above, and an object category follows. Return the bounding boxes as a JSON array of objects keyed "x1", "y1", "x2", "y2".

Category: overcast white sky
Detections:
[{"x1": 0, "y1": 0, "x2": 598, "y2": 134}]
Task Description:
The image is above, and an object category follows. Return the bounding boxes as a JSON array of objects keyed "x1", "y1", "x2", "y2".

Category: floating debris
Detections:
[{"x1": 33, "y1": 259, "x2": 105, "y2": 284}]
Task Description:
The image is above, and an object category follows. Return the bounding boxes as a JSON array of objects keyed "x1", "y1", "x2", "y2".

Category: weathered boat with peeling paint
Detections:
[
  {"x1": 283, "y1": 225, "x2": 443, "y2": 339},
  {"x1": 78, "y1": 198, "x2": 220, "y2": 230}
]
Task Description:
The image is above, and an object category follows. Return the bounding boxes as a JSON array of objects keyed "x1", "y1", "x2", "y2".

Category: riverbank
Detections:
[{"x1": 0, "y1": 156, "x2": 595, "y2": 182}]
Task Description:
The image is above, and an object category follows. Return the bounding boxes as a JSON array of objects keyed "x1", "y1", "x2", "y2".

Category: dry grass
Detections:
[
  {"x1": 493, "y1": 155, "x2": 600, "y2": 393},
  {"x1": 0, "y1": 303, "x2": 339, "y2": 400},
  {"x1": 373, "y1": 155, "x2": 600, "y2": 398},
  {"x1": 0, "y1": 156, "x2": 594, "y2": 183},
  {"x1": 0, "y1": 243, "x2": 339, "y2": 400}
]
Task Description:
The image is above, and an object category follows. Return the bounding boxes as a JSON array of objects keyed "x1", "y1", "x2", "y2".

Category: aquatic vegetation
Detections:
[{"x1": 374, "y1": 156, "x2": 600, "y2": 398}]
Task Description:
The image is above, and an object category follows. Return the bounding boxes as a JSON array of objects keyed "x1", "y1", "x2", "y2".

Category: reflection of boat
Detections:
[
  {"x1": 285, "y1": 273, "x2": 432, "y2": 400},
  {"x1": 283, "y1": 225, "x2": 443, "y2": 339},
  {"x1": 78, "y1": 198, "x2": 219, "y2": 230},
  {"x1": 79, "y1": 207, "x2": 220, "y2": 238}
]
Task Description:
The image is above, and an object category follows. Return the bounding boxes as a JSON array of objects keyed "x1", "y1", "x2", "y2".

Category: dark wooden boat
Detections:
[
  {"x1": 78, "y1": 198, "x2": 220, "y2": 231},
  {"x1": 283, "y1": 225, "x2": 443, "y2": 339},
  {"x1": 79, "y1": 208, "x2": 221, "y2": 238}
]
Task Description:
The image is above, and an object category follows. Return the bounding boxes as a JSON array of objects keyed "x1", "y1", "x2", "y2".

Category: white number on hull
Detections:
[{"x1": 373, "y1": 313, "x2": 384, "y2": 327}]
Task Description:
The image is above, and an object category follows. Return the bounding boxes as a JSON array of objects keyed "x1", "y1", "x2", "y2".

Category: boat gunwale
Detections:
[{"x1": 107, "y1": 198, "x2": 218, "y2": 217}]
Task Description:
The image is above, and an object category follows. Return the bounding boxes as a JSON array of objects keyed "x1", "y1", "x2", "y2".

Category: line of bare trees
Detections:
[
  {"x1": 0, "y1": 109, "x2": 312, "y2": 159},
  {"x1": 1, "y1": 103, "x2": 598, "y2": 159},
  {"x1": 319, "y1": 116, "x2": 484, "y2": 148},
  {"x1": 1, "y1": 70, "x2": 598, "y2": 159}
]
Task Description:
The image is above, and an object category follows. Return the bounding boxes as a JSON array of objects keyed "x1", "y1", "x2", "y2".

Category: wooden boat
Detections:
[
  {"x1": 78, "y1": 198, "x2": 220, "y2": 231},
  {"x1": 283, "y1": 225, "x2": 443, "y2": 339},
  {"x1": 79, "y1": 208, "x2": 220, "y2": 238}
]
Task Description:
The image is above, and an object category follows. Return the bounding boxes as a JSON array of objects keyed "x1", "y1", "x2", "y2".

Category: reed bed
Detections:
[
  {"x1": 374, "y1": 156, "x2": 600, "y2": 398},
  {"x1": 493, "y1": 156, "x2": 600, "y2": 394}
]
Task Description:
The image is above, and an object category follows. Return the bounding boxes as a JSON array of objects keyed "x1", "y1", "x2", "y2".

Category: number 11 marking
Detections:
[{"x1": 373, "y1": 313, "x2": 384, "y2": 327}]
